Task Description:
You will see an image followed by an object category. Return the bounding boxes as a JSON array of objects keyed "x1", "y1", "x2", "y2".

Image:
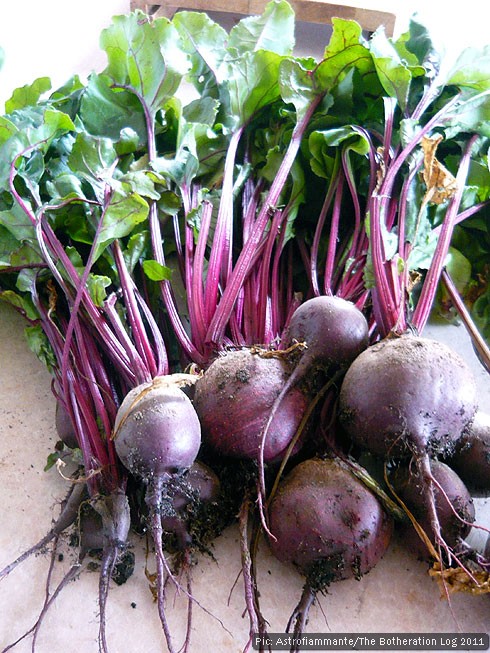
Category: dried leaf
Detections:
[{"x1": 421, "y1": 134, "x2": 458, "y2": 205}]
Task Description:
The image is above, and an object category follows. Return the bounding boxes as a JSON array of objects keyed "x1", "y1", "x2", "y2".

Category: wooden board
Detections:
[{"x1": 130, "y1": 0, "x2": 397, "y2": 35}]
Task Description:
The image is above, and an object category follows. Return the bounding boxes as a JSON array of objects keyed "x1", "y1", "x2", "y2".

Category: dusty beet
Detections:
[
  {"x1": 338, "y1": 335, "x2": 478, "y2": 459},
  {"x1": 445, "y1": 411, "x2": 490, "y2": 493},
  {"x1": 338, "y1": 334, "x2": 480, "y2": 573},
  {"x1": 113, "y1": 375, "x2": 202, "y2": 653},
  {"x1": 193, "y1": 348, "x2": 309, "y2": 463},
  {"x1": 267, "y1": 457, "x2": 393, "y2": 646},
  {"x1": 283, "y1": 295, "x2": 369, "y2": 384},
  {"x1": 390, "y1": 460, "x2": 475, "y2": 559}
]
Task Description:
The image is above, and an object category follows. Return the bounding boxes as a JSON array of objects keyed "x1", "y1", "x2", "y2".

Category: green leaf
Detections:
[
  {"x1": 444, "y1": 247, "x2": 472, "y2": 294},
  {"x1": 124, "y1": 231, "x2": 149, "y2": 272},
  {"x1": 472, "y1": 288, "x2": 490, "y2": 343},
  {"x1": 448, "y1": 45, "x2": 490, "y2": 93},
  {"x1": 228, "y1": 0, "x2": 295, "y2": 56},
  {"x1": 370, "y1": 29, "x2": 421, "y2": 111},
  {"x1": 226, "y1": 49, "x2": 282, "y2": 128},
  {"x1": 0, "y1": 201, "x2": 37, "y2": 242},
  {"x1": 279, "y1": 58, "x2": 322, "y2": 121},
  {"x1": 445, "y1": 88, "x2": 490, "y2": 138},
  {"x1": 172, "y1": 10, "x2": 228, "y2": 96},
  {"x1": 280, "y1": 19, "x2": 372, "y2": 122},
  {"x1": 100, "y1": 11, "x2": 190, "y2": 116},
  {"x1": 0, "y1": 116, "x2": 19, "y2": 146},
  {"x1": 87, "y1": 273, "x2": 112, "y2": 306},
  {"x1": 183, "y1": 96, "x2": 220, "y2": 126},
  {"x1": 317, "y1": 18, "x2": 374, "y2": 87},
  {"x1": 80, "y1": 73, "x2": 146, "y2": 142},
  {"x1": 5, "y1": 77, "x2": 52, "y2": 113},
  {"x1": 402, "y1": 18, "x2": 440, "y2": 73},
  {"x1": 117, "y1": 170, "x2": 161, "y2": 200},
  {"x1": 0, "y1": 289, "x2": 39, "y2": 321},
  {"x1": 68, "y1": 131, "x2": 118, "y2": 199},
  {"x1": 27, "y1": 108, "x2": 76, "y2": 149},
  {"x1": 142, "y1": 259, "x2": 172, "y2": 281},
  {"x1": 45, "y1": 172, "x2": 86, "y2": 202},
  {"x1": 93, "y1": 190, "x2": 149, "y2": 261},
  {"x1": 24, "y1": 324, "x2": 57, "y2": 372},
  {"x1": 44, "y1": 450, "x2": 63, "y2": 472}
]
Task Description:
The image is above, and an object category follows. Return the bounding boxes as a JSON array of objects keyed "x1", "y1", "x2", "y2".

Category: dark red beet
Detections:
[
  {"x1": 283, "y1": 295, "x2": 369, "y2": 380},
  {"x1": 338, "y1": 335, "x2": 478, "y2": 459},
  {"x1": 390, "y1": 460, "x2": 475, "y2": 559},
  {"x1": 268, "y1": 457, "x2": 393, "y2": 578},
  {"x1": 113, "y1": 376, "x2": 202, "y2": 653},
  {"x1": 267, "y1": 457, "x2": 393, "y2": 645},
  {"x1": 446, "y1": 411, "x2": 490, "y2": 493},
  {"x1": 338, "y1": 334, "x2": 480, "y2": 574},
  {"x1": 193, "y1": 348, "x2": 309, "y2": 463}
]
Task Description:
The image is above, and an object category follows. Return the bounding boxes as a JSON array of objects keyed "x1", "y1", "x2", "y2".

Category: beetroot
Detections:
[
  {"x1": 445, "y1": 411, "x2": 490, "y2": 493},
  {"x1": 113, "y1": 375, "x2": 201, "y2": 653},
  {"x1": 193, "y1": 348, "x2": 309, "y2": 463},
  {"x1": 268, "y1": 457, "x2": 393, "y2": 646},
  {"x1": 114, "y1": 378, "x2": 201, "y2": 481},
  {"x1": 390, "y1": 460, "x2": 475, "y2": 559},
  {"x1": 283, "y1": 295, "x2": 369, "y2": 383},
  {"x1": 55, "y1": 399, "x2": 79, "y2": 450},
  {"x1": 338, "y1": 334, "x2": 479, "y2": 571},
  {"x1": 338, "y1": 335, "x2": 478, "y2": 459}
]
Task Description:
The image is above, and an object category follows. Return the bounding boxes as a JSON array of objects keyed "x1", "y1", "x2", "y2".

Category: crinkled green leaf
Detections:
[
  {"x1": 445, "y1": 88, "x2": 490, "y2": 138},
  {"x1": 281, "y1": 19, "x2": 372, "y2": 121},
  {"x1": 68, "y1": 131, "x2": 118, "y2": 197},
  {"x1": 228, "y1": 0, "x2": 295, "y2": 56},
  {"x1": 370, "y1": 28, "x2": 423, "y2": 111},
  {"x1": 157, "y1": 190, "x2": 183, "y2": 217},
  {"x1": 93, "y1": 190, "x2": 149, "y2": 261},
  {"x1": 0, "y1": 108, "x2": 75, "y2": 188},
  {"x1": 308, "y1": 132, "x2": 337, "y2": 180},
  {"x1": 226, "y1": 49, "x2": 283, "y2": 128},
  {"x1": 87, "y1": 273, "x2": 112, "y2": 306},
  {"x1": 26, "y1": 108, "x2": 76, "y2": 149},
  {"x1": 172, "y1": 11, "x2": 228, "y2": 96},
  {"x1": 279, "y1": 58, "x2": 323, "y2": 120},
  {"x1": 5, "y1": 77, "x2": 52, "y2": 113},
  {"x1": 183, "y1": 96, "x2": 219, "y2": 126},
  {"x1": 24, "y1": 324, "x2": 57, "y2": 372},
  {"x1": 317, "y1": 18, "x2": 373, "y2": 87},
  {"x1": 0, "y1": 116, "x2": 19, "y2": 146},
  {"x1": 448, "y1": 45, "x2": 490, "y2": 93},
  {"x1": 308, "y1": 126, "x2": 369, "y2": 186},
  {"x1": 117, "y1": 170, "x2": 161, "y2": 200},
  {"x1": 80, "y1": 73, "x2": 146, "y2": 143},
  {"x1": 0, "y1": 201, "x2": 36, "y2": 242},
  {"x1": 124, "y1": 231, "x2": 149, "y2": 272},
  {"x1": 100, "y1": 11, "x2": 190, "y2": 116},
  {"x1": 0, "y1": 234, "x2": 42, "y2": 270},
  {"x1": 0, "y1": 289, "x2": 39, "y2": 321},
  {"x1": 401, "y1": 17, "x2": 441, "y2": 75},
  {"x1": 153, "y1": 98, "x2": 221, "y2": 187},
  {"x1": 45, "y1": 172, "x2": 86, "y2": 202}
]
